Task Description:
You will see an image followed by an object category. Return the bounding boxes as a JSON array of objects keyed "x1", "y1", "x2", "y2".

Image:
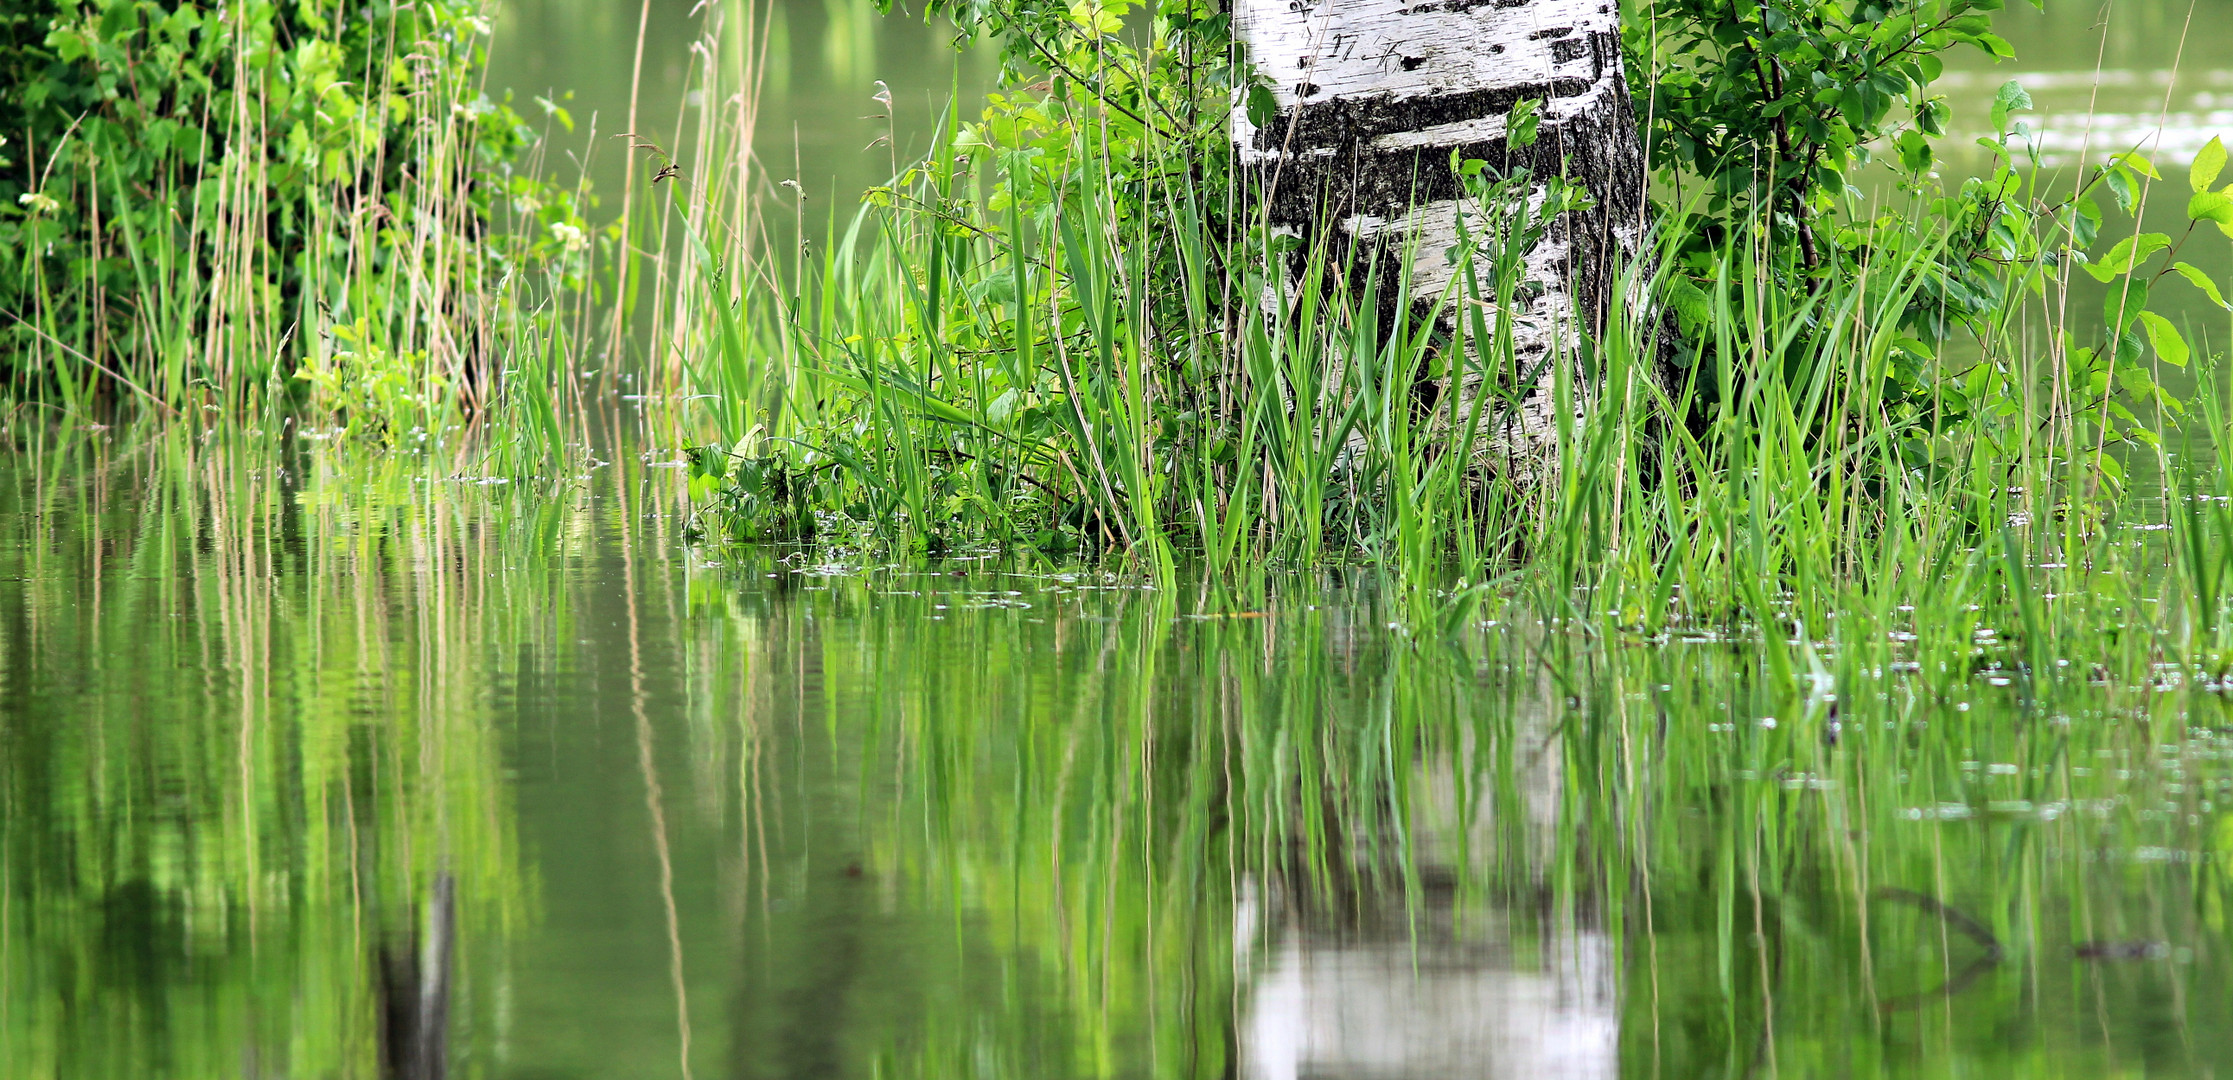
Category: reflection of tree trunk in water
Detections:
[
  {"x1": 728, "y1": 871, "x2": 870, "y2": 1080},
  {"x1": 1239, "y1": 869, "x2": 1616, "y2": 1080},
  {"x1": 1279, "y1": 787, "x2": 1373, "y2": 928},
  {"x1": 379, "y1": 871, "x2": 453, "y2": 1080},
  {"x1": 1240, "y1": 676, "x2": 1615, "y2": 1079}
]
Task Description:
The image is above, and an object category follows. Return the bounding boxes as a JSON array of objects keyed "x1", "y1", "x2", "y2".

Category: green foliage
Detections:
[
  {"x1": 0, "y1": 0, "x2": 592, "y2": 421},
  {"x1": 1638, "y1": 0, "x2": 2231, "y2": 488},
  {"x1": 1637, "y1": 0, "x2": 2050, "y2": 433},
  {"x1": 1638, "y1": 0, "x2": 2020, "y2": 234},
  {"x1": 897, "y1": 0, "x2": 1236, "y2": 327},
  {"x1": 1896, "y1": 125, "x2": 2233, "y2": 480},
  {"x1": 292, "y1": 318, "x2": 447, "y2": 439}
]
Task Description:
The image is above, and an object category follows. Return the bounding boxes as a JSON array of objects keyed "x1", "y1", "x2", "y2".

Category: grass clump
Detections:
[{"x1": 644, "y1": 0, "x2": 2232, "y2": 658}]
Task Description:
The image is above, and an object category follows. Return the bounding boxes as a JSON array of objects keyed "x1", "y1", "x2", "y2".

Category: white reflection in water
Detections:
[
  {"x1": 1243, "y1": 923, "x2": 1617, "y2": 1080},
  {"x1": 1239, "y1": 688, "x2": 1615, "y2": 1080},
  {"x1": 2022, "y1": 110, "x2": 2233, "y2": 162},
  {"x1": 1930, "y1": 69, "x2": 2233, "y2": 166}
]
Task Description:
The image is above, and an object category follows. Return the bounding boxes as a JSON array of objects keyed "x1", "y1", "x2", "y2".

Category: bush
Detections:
[{"x1": 0, "y1": 0, "x2": 589, "y2": 421}]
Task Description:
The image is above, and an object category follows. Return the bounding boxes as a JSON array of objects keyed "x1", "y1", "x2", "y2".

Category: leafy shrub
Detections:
[
  {"x1": 1636, "y1": 0, "x2": 2232, "y2": 486},
  {"x1": 0, "y1": 0, "x2": 590, "y2": 418}
]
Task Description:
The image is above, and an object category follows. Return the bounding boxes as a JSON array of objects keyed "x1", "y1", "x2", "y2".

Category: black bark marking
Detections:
[
  {"x1": 1253, "y1": 81, "x2": 1651, "y2": 388},
  {"x1": 1550, "y1": 38, "x2": 1588, "y2": 63},
  {"x1": 1406, "y1": 0, "x2": 1530, "y2": 12},
  {"x1": 1400, "y1": 55, "x2": 1426, "y2": 71},
  {"x1": 1253, "y1": 78, "x2": 1592, "y2": 153}
]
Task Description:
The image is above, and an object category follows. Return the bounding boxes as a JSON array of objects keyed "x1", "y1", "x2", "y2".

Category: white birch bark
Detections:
[{"x1": 1232, "y1": 0, "x2": 1654, "y2": 479}]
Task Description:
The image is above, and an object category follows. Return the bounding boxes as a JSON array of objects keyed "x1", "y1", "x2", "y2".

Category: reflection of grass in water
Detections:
[
  {"x1": 0, "y1": 429, "x2": 547, "y2": 1077},
  {"x1": 8, "y1": 423, "x2": 2233, "y2": 1075},
  {"x1": 822, "y1": 0, "x2": 879, "y2": 89},
  {"x1": 676, "y1": 558, "x2": 2233, "y2": 1077}
]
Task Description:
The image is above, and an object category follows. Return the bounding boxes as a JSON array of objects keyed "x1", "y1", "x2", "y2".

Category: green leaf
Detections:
[
  {"x1": 2104, "y1": 278, "x2": 2151, "y2": 332},
  {"x1": 1918, "y1": 98, "x2": 1951, "y2": 136},
  {"x1": 2138, "y1": 310, "x2": 2190, "y2": 367},
  {"x1": 1508, "y1": 98, "x2": 1542, "y2": 149},
  {"x1": 2105, "y1": 165, "x2": 2139, "y2": 213},
  {"x1": 1069, "y1": 0, "x2": 1123, "y2": 36},
  {"x1": 2188, "y1": 189, "x2": 2233, "y2": 225},
  {"x1": 45, "y1": 27, "x2": 90, "y2": 63},
  {"x1": 2117, "y1": 327, "x2": 2147, "y2": 366},
  {"x1": 2071, "y1": 193, "x2": 2102, "y2": 248},
  {"x1": 1990, "y1": 80, "x2": 2032, "y2": 135},
  {"x1": 1895, "y1": 129, "x2": 1933, "y2": 173},
  {"x1": 970, "y1": 268, "x2": 1018, "y2": 305},
  {"x1": 685, "y1": 445, "x2": 730, "y2": 481},
  {"x1": 2083, "y1": 232, "x2": 2172, "y2": 282},
  {"x1": 1664, "y1": 275, "x2": 1711, "y2": 334},
  {"x1": 2110, "y1": 151, "x2": 2162, "y2": 180},
  {"x1": 2172, "y1": 261, "x2": 2229, "y2": 309},
  {"x1": 1245, "y1": 84, "x2": 1278, "y2": 129},
  {"x1": 2194, "y1": 136, "x2": 2227, "y2": 193}
]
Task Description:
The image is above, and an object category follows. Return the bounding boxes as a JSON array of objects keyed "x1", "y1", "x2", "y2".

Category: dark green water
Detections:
[{"x1": 7, "y1": 427, "x2": 2233, "y2": 1078}]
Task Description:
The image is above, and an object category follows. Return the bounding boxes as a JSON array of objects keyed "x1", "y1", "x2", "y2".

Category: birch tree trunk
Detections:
[{"x1": 1232, "y1": 0, "x2": 1654, "y2": 478}]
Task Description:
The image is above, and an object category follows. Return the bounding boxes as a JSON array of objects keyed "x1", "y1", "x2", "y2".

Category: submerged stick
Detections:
[{"x1": 1871, "y1": 886, "x2": 2002, "y2": 1013}]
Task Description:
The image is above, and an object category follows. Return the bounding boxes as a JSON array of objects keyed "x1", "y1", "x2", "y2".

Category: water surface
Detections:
[{"x1": 6, "y1": 427, "x2": 2233, "y2": 1077}]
